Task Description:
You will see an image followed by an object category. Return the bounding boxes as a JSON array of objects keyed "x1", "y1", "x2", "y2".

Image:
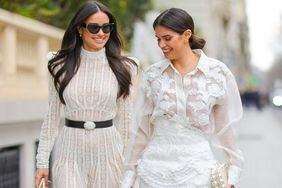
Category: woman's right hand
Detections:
[{"x1": 35, "y1": 168, "x2": 49, "y2": 188}]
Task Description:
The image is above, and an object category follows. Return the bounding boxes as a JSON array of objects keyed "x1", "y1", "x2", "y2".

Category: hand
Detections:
[{"x1": 35, "y1": 168, "x2": 51, "y2": 188}]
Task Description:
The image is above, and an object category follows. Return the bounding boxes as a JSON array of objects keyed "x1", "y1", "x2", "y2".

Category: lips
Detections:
[
  {"x1": 162, "y1": 48, "x2": 172, "y2": 54},
  {"x1": 92, "y1": 37, "x2": 106, "y2": 44}
]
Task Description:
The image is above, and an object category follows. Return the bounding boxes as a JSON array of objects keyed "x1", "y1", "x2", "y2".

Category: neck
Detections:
[{"x1": 171, "y1": 49, "x2": 199, "y2": 77}]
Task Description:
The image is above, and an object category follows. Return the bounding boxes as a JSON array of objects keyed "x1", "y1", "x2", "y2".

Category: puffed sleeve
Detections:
[
  {"x1": 121, "y1": 71, "x2": 154, "y2": 188},
  {"x1": 36, "y1": 52, "x2": 62, "y2": 168},
  {"x1": 211, "y1": 68, "x2": 244, "y2": 186}
]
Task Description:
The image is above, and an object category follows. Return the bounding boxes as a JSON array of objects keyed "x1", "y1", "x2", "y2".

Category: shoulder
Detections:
[
  {"x1": 145, "y1": 59, "x2": 168, "y2": 75},
  {"x1": 47, "y1": 51, "x2": 57, "y2": 61},
  {"x1": 206, "y1": 57, "x2": 232, "y2": 77},
  {"x1": 138, "y1": 59, "x2": 168, "y2": 84}
]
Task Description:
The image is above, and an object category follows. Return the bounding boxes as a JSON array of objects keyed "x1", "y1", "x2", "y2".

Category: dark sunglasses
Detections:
[{"x1": 81, "y1": 23, "x2": 114, "y2": 34}]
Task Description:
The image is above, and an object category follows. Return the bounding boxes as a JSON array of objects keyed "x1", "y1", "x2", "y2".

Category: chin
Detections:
[
  {"x1": 164, "y1": 53, "x2": 174, "y2": 60},
  {"x1": 93, "y1": 44, "x2": 106, "y2": 49}
]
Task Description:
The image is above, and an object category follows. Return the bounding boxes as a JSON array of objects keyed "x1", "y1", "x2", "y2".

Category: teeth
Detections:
[{"x1": 94, "y1": 38, "x2": 104, "y2": 43}]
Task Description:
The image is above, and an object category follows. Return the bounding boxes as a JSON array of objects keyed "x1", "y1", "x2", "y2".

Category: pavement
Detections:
[{"x1": 237, "y1": 106, "x2": 282, "y2": 188}]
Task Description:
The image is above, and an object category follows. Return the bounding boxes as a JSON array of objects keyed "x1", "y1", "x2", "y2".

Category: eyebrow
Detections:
[{"x1": 155, "y1": 34, "x2": 171, "y2": 38}]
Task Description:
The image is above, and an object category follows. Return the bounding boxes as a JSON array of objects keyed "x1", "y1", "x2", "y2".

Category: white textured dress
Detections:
[
  {"x1": 36, "y1": 47, "x2": 134, "y2": 188},
  {"x1": 123, "y1": 50, "x2": 244, "y2": 188}
]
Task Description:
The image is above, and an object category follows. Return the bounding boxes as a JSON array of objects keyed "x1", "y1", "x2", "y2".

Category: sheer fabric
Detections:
[
  {"x1": 123, "y1": 50, "x2": 244, "y2": 188},
  {"x1": 36, "y1": 47, "x2": 135, "y2": 187}
]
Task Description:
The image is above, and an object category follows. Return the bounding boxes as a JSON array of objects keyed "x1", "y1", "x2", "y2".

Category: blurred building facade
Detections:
[
  {"x1": 0, "y1": 8, "x2": 63, "y2": 188},
  {"x1": 154, "y1": 0, "x2": 251, "y2": 75},
  {"x1": 136, "y1": 0, "x2": 251, "y2": 87}
]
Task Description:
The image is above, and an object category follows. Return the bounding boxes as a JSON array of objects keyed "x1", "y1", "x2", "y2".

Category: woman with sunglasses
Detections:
[
  {"x1": 121, "y1": 8, "x2": 244, "y2": 188},
  {"x1": 35, "y1": 1, "x2": 137, "y2": 188}
]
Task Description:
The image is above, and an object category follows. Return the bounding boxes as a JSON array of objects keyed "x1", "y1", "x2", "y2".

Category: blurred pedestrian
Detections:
[
  {"x1": 35, "y1": 1, "x2": 137, "y2": 188},
  {"x1": 121, "y1": 8, "x2": 244, "y2": 188}
]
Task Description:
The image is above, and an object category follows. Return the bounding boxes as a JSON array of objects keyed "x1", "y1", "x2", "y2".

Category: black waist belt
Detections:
[{"x1": 65, "y1": 119, "x2": 113, "y2": 130}]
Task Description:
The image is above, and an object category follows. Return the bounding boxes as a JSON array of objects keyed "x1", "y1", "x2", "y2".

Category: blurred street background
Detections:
[
  {"x1": 238, "y1": 107, "x2": 282, "y2": 188},
  {"x1": 0, "y1": 0, "x2": 281, "y2": 187}
]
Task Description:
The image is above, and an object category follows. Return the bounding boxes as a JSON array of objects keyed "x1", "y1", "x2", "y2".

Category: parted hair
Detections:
[
  {"x1": 153, "y1": 8, "x2": 206, "y2": 49},
  {"x1": 48, "y1": 0, "x2": 136, "y2": 104}
]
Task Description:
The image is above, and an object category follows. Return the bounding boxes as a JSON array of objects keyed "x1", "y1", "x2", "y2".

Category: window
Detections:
[{"x1": 0, "y1": 146, "x2": 20, "y2": 188}]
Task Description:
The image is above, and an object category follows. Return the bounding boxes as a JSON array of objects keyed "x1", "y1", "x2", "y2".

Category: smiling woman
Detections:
[
  {"x1": 121, "y1": 7, "x2": 244, "y2": 188},
  {"x1": 34, "y1": 1, "x2": 137, "y2": 188}
]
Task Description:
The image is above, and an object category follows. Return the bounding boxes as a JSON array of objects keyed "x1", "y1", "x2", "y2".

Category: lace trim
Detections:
[{"x1": 138, "y1": 159, "x2": 199, "y2": 186}]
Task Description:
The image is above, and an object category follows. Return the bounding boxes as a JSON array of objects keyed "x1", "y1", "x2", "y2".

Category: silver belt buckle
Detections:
[{"x1": 83, "y1": 121, "x2": 96, "y2": 130}]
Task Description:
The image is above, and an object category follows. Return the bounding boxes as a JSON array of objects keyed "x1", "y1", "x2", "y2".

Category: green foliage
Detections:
[
  {"x1": 104, "y1": 0, "x2": 153, "y2": 48},
  {"x1": 0, "y1": 0, "x2": 152, "y2": 49}
]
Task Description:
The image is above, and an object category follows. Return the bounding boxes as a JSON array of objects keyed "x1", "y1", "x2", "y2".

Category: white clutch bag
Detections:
[
  {"x1": 39, "y1": 179, "x2": 46, "y2": 188},
  {"x1": 210, "y1": 163, "x2": 229, "y2": 188}
]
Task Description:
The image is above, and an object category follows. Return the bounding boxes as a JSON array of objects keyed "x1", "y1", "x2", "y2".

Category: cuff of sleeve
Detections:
[
  {"x1": 227, "y1": 165, "x2": 242, "y2": 186},
  {"x1": 120, "y1": 170, "x2": 136, "y2": 188},
  {"x1": 36, "y1": 162, "x2": 49, "y2": 169}
]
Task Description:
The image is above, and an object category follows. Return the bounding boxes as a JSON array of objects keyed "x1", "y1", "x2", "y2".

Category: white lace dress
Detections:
[
  {"x1": 122, "y1": 50, "x2": 244, "y2": 188},
  {"x1": 36, "y1": 47, "x2": 135, "y2": 188}
]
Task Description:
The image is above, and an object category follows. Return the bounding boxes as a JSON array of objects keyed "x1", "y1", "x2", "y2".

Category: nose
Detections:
[
  {"x1": 96, "y1": 28, "x2": 104, "y2": 35},
  {"x1": 158, "y1": 40, "x2": 166, "y2": 48}
]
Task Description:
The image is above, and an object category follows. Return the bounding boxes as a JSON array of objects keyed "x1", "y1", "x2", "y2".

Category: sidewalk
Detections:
[{"x1": 237, "y1": 107, "x2": 282, "y2": 188}]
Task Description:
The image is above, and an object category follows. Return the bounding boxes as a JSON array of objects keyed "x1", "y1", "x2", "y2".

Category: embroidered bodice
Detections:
[{"x1": 123, "y1": 50, "x2": 244, "y2": 187}]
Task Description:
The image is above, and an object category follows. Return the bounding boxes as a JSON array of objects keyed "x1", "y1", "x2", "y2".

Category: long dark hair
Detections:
[
  {"x1": 48, "y1": 0, "x2": 136, "y2": 104},
  {"x1": 153, "y1": 8, "x2": 206, "y2": 49}
]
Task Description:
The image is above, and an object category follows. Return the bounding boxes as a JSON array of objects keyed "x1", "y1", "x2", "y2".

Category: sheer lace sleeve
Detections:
[
  {"x1": 121, "y1": 72, "x2": 154, "y2": 187},
  {"x1": 36, "y1": 52, "x2": 62, "y2": 168},
  {"x1": 212, "y1": 69, "x2": 244, "y2": 186},
  {"x1": 115, "y1": 92, "x2": 133, "y2": 148},
  {"x1": 114, "y1": 60, "x2": 138, "y2": 148}
]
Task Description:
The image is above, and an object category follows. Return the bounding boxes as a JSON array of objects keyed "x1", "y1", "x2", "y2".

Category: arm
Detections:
[
  {"x1": 121, "y1": 72, "x2": 154, "y2": 188},
  {"x1": 212, "y1": 71, "x2": 244, "y2": 187},
  {"x1": 36, "y1": 73, "x2": 61, "y2": 168},
  {"x1": 114, "y1": 61, "x2": 138, "y2": 148},
  {"x1": 114, "y1": 85, "x2": 134, "y2": 148},
  {"x1": 35, "y1": 53, "x2": 61, "y2": 187},
  {"x1": 36, "y1": 52, "x2": 61, "y2": 169}
]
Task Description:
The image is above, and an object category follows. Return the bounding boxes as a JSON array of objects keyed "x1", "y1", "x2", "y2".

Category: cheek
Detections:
[
  {"x1": 81, "y1": 31, "x2": 92, "y2": 39},
  {"x1": 166, "y1": 40, "x2": 180, "y2": 49},
  {"x1": 174, "y1": 38, "x2": 185, "y2": 48},
  {"x1": 105, "y1": 34, "x2": 111, "y2": 41}
]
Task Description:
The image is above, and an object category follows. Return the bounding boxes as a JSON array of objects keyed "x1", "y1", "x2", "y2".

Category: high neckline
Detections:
[{"x1": 80, "y1": 47, "x2": 106, "y2": 59}]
